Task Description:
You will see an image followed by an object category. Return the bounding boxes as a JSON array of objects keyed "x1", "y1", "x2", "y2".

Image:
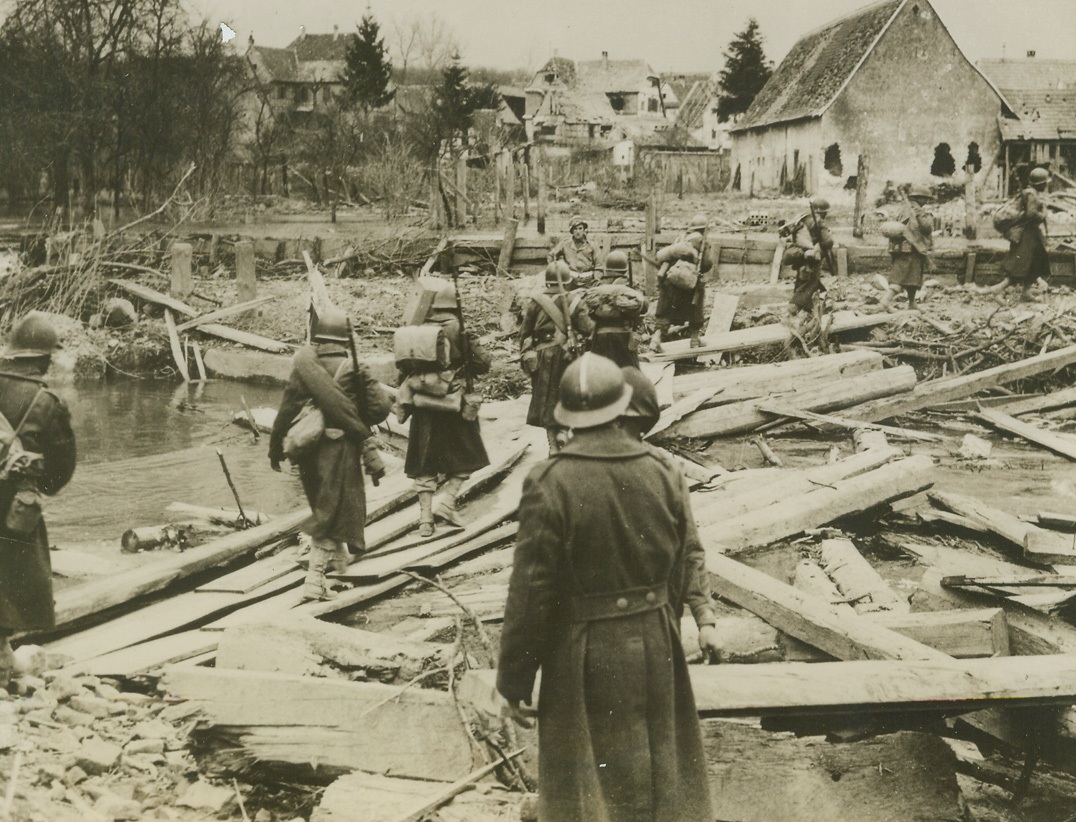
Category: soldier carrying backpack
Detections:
[{"x1": 584, "y1": 250, "x2": 648, "y2": 368}]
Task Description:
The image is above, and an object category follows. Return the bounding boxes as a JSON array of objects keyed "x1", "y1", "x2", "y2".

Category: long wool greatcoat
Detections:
[
  {"x1": 656, "y1": 231, "x2": 711, "y2": 331},
  {"x1": 518, "y1": 290, "x2": 592, "y2": 429},
  {"x1": 0, "y1": 368, "x2": 76, "y2": 633},
  {"x1": 269, "y1": 344, "x2": 391, "y2": 547},
  {"x1": 1002, "y1": 187, "x2": 1051, "y2": 286},
  {"x1": 498, "y1": 426, "x2": 715, "y2": 822},
  {"x1": 403, "y1": 311, "x2": 491, "y2": 478},
  {"x1": 889, "y1": 202, "x2": 934, "y2": 288}
]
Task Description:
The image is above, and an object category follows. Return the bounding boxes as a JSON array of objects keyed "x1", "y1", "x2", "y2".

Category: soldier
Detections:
[
  {"x1": 269, "y1": 307, "x2": 392, "y2": 601},
  {"x1": 398, "y1": 281, "x2": 491, "y2": 537},
  {"x1": 783, "y1": 196, "x2": 834, "y2": 315},
  {"x1": 519, "y1": 261, "x2": 592, "y2": 454},
  {"x1": 498, "y1": 353, "x2": 720, "y2": 822},
  {"x1": 650, "y1": 212, "x2": 711, "y2": 352},
  {"x1": 583, "y1": 250, "x2": 648, "y2": 368},
  {"x1": 620, "y1": 365, "x2": 660, "y2": 440},
  {"x1": 882, "y1": 185, "x2": 935, "y2": 310},
  {"x1": 549, "y1": 215, "x2": 598, "y2": 283},
  {"x1": 986, "y1": 166, "x2": 1051, "y2": 302},
  {"x1": 0, "y1": 313, "x2": 76, "y2": 683}
]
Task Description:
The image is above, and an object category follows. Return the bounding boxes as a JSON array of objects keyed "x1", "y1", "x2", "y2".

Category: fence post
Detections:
[
  {"x1": 853, "y1": 153, "x2": 870, "y2": 239},
  {"x1": 536, "y1": 146, "x2": 547, "y2": 235},
  {"x1": 170, "y1": 242, "x2": 193, "y2": 299},
  {"x1": 235, "y1": 240, "x2": 257, "y2": 301},
  {"x1": 964, "y1": 163, "x2": 978, "y2": 240}
]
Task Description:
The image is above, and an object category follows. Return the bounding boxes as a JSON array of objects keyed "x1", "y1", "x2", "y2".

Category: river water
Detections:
[{"x1": 47, "y1": 378, "x2": 304, "y2": 547}]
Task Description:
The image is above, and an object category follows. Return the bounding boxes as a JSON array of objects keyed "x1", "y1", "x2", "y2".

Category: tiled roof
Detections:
[
  {"x1": 734, "y1": 0, "x2": 903, "y2": 131},
  {"x1": 664, "y1": 73, "x2": 710, "y2": 108},
  {"x1": 979, "y1": 59, "x2": 1076, "y2": 93},
  {"x1": 286, "y1": 33, "x2": 355, "y2": 62},
  {"x1": 997, "y1": 92, "x2": 1076, "y2": 141},
  {"x1": 675, "y1": 78, "x2": 717, "y2": 131},
  {"x1": 249, "y1": 46, "x2": 299, "y2": 83},
  {"x1": 576, "y1": 59, "x2": 658, "y2": 93}
]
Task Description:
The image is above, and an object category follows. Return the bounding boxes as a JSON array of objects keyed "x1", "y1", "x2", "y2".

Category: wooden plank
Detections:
[
  {"x1": 163, "y1": 308, "x2": 190, "y2": 382},
  {"x1": 700, "y1": 455, "x2": 934, "y2": 554},
  {"x1": 1040, "y1": 511, "x2": 1076, "y2": 531},
  {"x1": 847, "y1": 344, "x2": 1076, "y2": 423},
  {"x1": 161, "y1": 666, "x2": 478, "y2": 781},
  {"x1": 819, "y1": 538, "x2": 910, "y2": 614},
  {"x1": 650, "y1": 311, "x2": 911, "y2": 361},
  {"x1": 64, "y1": 631, "x2": 221, "y2": 677},
  {"x1": 303, "y1": 250, "x2": 333, "y2": 316},
  {"x1": 756, "y1": 402, "x2": 943, "y2": 443},
  {"x1": 195, "y1": 554, "x2": 298, "y2": 595},
  {"x1": 645, "y1": 385, "x2": 725, "y2": 439},
  {"x1": 663, "y1": 366, "x2": 917, "y2": 439},
  {"x1": 768, "y1": 245, "x2": 784, "y2": 285},
  {"x1": 1004, "y1": 387, "x2": 1076, "y2": 416},
  {"x1": 704, "y1": 293, "x2": 740, "y2": 339},
  {"x1": 108, "y1": 278, "x2": 198, "y2": 317},
  {"x1": 977, "y1": 407, "x2": 1076, "y2": 461},
  {"x1": 193, "y1": 323, "x2": 291, "y2": 354},
  {"x1": 175, "y1": 296, "x2": 277, "y2": 333},
  {"x1": 639, "y1": 362, "x2": 675, "y2": 408},
  {"x1": 189, "y1": 339, "x2": 207, "y2": 380}
]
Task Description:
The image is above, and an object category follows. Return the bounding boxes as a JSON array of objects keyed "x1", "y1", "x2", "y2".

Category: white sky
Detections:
[{"x1": 190, "y1": 0, "x2": 1076, "y2": 74}]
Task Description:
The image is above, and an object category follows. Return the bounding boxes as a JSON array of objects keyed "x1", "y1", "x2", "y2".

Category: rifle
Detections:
[
  {"x1": 450, "y1": 266, "x2": 474, "y2": 399},
  {"x1": 808, "y1": 201, "x2": 838, "y2": 276}
]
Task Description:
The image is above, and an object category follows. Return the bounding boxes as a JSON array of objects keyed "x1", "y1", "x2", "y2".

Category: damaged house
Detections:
[{"x1": 729, "y1": 0, "x2": 1016, "y2": 199}]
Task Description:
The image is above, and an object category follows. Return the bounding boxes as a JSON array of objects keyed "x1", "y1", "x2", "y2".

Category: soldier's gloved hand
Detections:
[
  {"x1": 270, "y1": 458, "x2": 282, "y2": 473},
  {"x1": 502, "y1": 697, "x2": 537, "y2": 729},
  {"x1": 698, "y1": 624, "x2": 723, "y2": 664}
]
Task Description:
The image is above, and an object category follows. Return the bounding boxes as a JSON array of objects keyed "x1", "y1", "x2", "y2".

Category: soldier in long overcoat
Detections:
[
  {"x1": 882, "y1": 185, "x2": 935, "y2": 310},
  {"x1": 400, "y1": 282, "x2": 491, "y2": 536},
  {"x1": 498, "y1": 353, "x2": 719, "y2": 822},
  {"x1": 0, "y1": 313, "x2": 76, "y2": 682},
  {"x1": 583, "y1": 250, "x2": 647, "y2": 368},
  {"x1": 519, "y1": 262, "x2": 592, "y2": 454},
  {"x1": 650, "y1": 213, "x2": 712, "y2": 352},
  {"x1": 269, "y1": 307, "x2": 392, "y2": 601},
  {"x1": 989, "y1": 167, "x2": 1051, "y2": 301}
]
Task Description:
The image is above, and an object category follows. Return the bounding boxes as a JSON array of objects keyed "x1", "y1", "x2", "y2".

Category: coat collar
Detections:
[{"x1": 557, "y1": 425, "x2": 648, "y2": 460}]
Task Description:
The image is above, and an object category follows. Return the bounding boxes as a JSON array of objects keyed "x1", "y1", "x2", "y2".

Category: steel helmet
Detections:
[
  {"x1": 604, "y1": 250, "x2": 629, "y2": 274},
  {"x1": 3, "y1": 312, "x2": 61, "y2": 359},
  {"x1": 568, "y1": 215, "x2": 588, "y2": 232},
  {"x1": 907, "y1": 185, "x2": 934, "y2": 201},
  {"x1": 809, "y1": 196, "x2": 830, "y2": 213},
  {"x1": 687, "y1": 212, "x2": 709, "y2": 232},
  {"x1": 619, "y1": 366, "x2": 659, "y2": 433},
  {"x1": 1029, "y1": 167, "x2": 1050, "y2": 188},
  {"x1": 554, "y1": 353, "x2": 633, "y2": 429},
  {"x1": 431, "y1": 281, "x2": 458, "y2": 310},
  {"x1": 311, "y1": 306, "x2": 350, "y2": 343},
  {"x1": 545, "y1": 261, "x2": 573, "y2": 287}
]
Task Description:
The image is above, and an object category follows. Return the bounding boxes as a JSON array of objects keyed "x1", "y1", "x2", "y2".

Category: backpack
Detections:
[
  {"x1": 585, "y1": 284, "x2": 646, "y2": 321},
  {"x1": 0, "y1": 388, "x2": 44, "y2": 483},
  {"x1": 992, "y1": 194, "x2": 1024, "y2": 234},
  {"x1": 530, "y1": 293, "x2": 579, "y2": 355},
  {"x1": 394, "y1": 324, "x2": 450, "y2": 371}
]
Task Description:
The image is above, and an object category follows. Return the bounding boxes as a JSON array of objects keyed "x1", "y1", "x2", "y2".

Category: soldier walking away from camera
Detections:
[
  {"x1": 882, "y1": 185, "x2": 935, "y2": 310},
  {"x1": 498, "y1": 353, "x2": 720, "y2": 822},
  {"x1": 549, "y1": 215, "x2": 598, "y2": 284},
  {"x1": 269, "y1": 307, "x2": 392, "y2": 602},
  {"x1": 519, "y1": 261, "x2": 592, "y2": 454},
  {"x1": 619, "y1": 366, "x2": 661, "y2": 440},
  {"x1": 782, "y1": 196, "x2": 835, "y2": 315},
  {"x1": 0, "y1": 313, "x2": 76, "y2": 684},
  {"x1": 650, "y1": 212, "x2": 711, "y2": 353},
  {"x1": 583, "y1": 250, "x2": 648, "y2": 368},
  {"x1": 397, "y1": 281, "x2": 491, "y2": 537},
  {"x1": 986, "y1": 166, "x2": 1051, "y2": 302}
]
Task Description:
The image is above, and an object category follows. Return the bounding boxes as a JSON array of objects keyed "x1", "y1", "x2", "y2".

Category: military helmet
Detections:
[
  {"x1": 568, "y1": 214, "x2": 588, "y2": 232},
  {"x1": 545, "y1": 261, "x2": 573, "y2": 287},
  {"x1": 311, "y1": 306, "x2": 350, "y2": 343},
  {"x1": 3, "y1": 312, "x2": 61, "y2": 359},
  {"x1": 604, "y1": 250, "x2": 629, "y2": 274},
  {"x1": 907, "y1": 185, "x2": 934, "y2": 201},
  {"x1": 687, "y1": 212, "x2": 709, "y2": 232},
  {"x1": 1029, "y1": 167, "x2": 1050, "y2": 188},
  {"x1": 619, "y1": 366, "x2": 660, "y2": 433},
  {"x1": 431, "y1": 281, "x2": 458, "y2": 310},
  {"x1": 554, "y1": 353, "x2": 633, "y2": 429},
  {"x1": 809, "y1": 196, "x2": 830, "y2": 213}
]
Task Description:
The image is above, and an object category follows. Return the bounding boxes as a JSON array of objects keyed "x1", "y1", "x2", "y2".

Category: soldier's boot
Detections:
[
  {"x1": 325, "y1": 540, "x2": 352, "y2": 575},
  {"x1": 418, "y1": 491, "x2": 436, "y2": 538},
  {"x1": 649, "y1": 328, "x2": 664, "y2": 353},
  {"x1": 300, "y1": 540, "x2": 336, "y2": 602},
  {"x1": 0, "y1": 632, "x2": 14, "y2": 688},
  {"x1": 905, "y1": 286, "x2": 918, "y2": 310},
  {"x1": 689, "y1": 329, "x2": 704, "y2": 348},
  {"x1": 433, "y1": 476, "x2": 466, "y2": 527}
]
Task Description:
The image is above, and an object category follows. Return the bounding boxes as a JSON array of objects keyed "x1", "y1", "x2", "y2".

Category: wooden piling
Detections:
[
  {"x1": 498, "y1": 218, "x2": 519, "y2": 274},
  {"x1": 235, "y1": 241, "x2": 257, "y2": 302},
  {"x1": 170, "y1": 242, "x2": 193, "y2": 299},
  {"x1": 853, "y1": 153, "x2": 870, "y2": 239},
  {"x1": 536, "y1": 147, "x2": 547, "y2": 235}
]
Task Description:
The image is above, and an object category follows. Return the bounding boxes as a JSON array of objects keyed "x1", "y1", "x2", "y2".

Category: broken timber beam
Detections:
[
  {"x1": 1002, "y1": 386, "x2": 1076, "y2": 417},
  {"x1": 977, "y1": 407, "x2": 1076, "y2": 461},
  {"x1": 756, "y1": 403, "x2": 943, "y2": 443},
  {"x1": 175, "y1": 296, "x2": 277, "y2": 333},
  {"x1": 819, "y1": 538, "x2": 910, "y2": 613}
]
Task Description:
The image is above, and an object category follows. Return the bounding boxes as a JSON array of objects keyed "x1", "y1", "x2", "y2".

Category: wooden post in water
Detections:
[
  {"x1": 853, "y1": 153, "x2": 870, "y2": 239},
  {"x1": 535, "y1": 146, "x2": 547, "y2": 235},
  {"x1": 170, "y1": 242, "x2": 193, "y2": 299},
  {"x1": 964, "y1": 163, "x2": 978, "y2": 240},
  {"x1": 235, "y1": 240, "x2": 257, "y2": 301}
]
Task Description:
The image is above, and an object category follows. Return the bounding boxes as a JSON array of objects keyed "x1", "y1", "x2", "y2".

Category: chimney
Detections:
[
  {"x1": 602, "y1": 50, "x2": 609, "y2": 70},
  {"x1": 333, "y1": 24, "x2": 339, "y2": 41},
  {"x1": 1027, "y1": 50, "x2": 1036, "y2": 58},
  {"x1": 299, "y1": 25, "x2": 306, "y2": 42},
  {"x1": 247, "y1": 33, "x2": 254, "y2": 49}
]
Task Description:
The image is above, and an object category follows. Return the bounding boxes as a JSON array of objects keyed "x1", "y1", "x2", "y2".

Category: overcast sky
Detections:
[{"x1": 192, "y1": 0, "x2": 1076, "y2": 74}]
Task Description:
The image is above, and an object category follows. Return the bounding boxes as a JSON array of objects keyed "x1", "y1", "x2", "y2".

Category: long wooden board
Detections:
[
  {"x1": 756, "y1": 403, "x2": 943, "y2": 443},
  {"x1": 977, "y1": 407, "x2": 1076, "y2": 461},
  {"x1": 175, "y1": 296, "x2": 278, "y2": 332}
]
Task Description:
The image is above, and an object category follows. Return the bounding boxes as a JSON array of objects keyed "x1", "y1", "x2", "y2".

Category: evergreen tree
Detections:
[
  {"x1": 717, "y1": 19, "x2": 773, "y2": 122},
  {"x1": 343, "y1": 13, "x2": 394, "y2": 114}
]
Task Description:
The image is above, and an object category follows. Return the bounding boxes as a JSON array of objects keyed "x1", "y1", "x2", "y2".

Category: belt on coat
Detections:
[{"x1": 567, "y1": 585, "x2": 668, "y2": 623}]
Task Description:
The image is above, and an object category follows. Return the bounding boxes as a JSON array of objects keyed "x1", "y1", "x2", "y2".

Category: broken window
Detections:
[
  {"x1": 648, "y1": 98, "x2": 659, "y2": 113},
  {"x1": 964, "y1": 142, "x2": 982, "y2": 172},
  {"x1": 824, "y1": 143, "x2": 843, "y2": 177},
  {"x1": 931, "y1": 142, "x2": 956, "y2": 176},
  {"x1": 608, "y1": 94, "x2": 625, "y2": 112}
]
